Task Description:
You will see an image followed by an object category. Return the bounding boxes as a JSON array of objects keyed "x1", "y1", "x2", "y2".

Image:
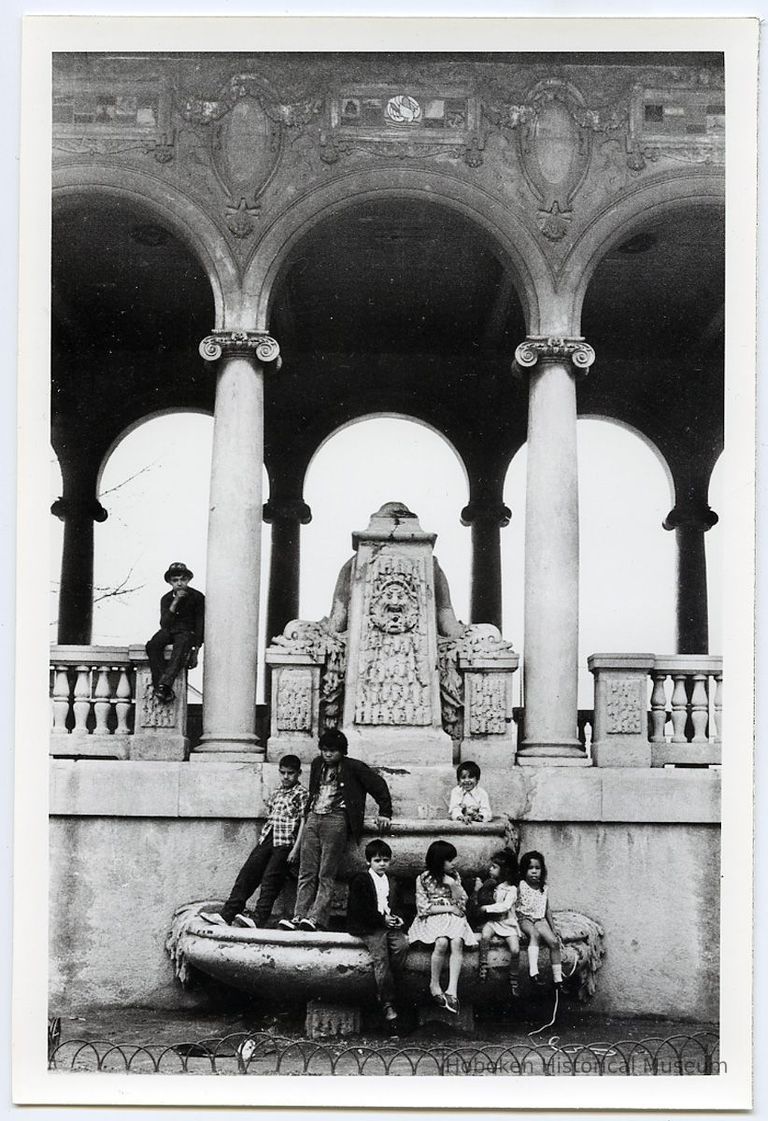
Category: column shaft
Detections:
[
  {"x1": 513, "y1": 336, "x2": 594, "y2": 764},
  {"x1": 57, "y1": 513, "x2": 96, "y2": 644},
  {"x1": 199, "y1": 352, "x2": 265, "y2": 755},
  {"x1": 675, "y1": 525, "x2": 710, "y2": 654},
  {"x1": 267, "y1": 516, "x2": 301, "y2": 643},
  {"x1": 470, "y1": 519, "x2": 503, "y2": 627}
]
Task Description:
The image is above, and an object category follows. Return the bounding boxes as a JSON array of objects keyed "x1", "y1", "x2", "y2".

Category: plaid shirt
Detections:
[{"x1": 259, "y1": 783, "x2": 309, "y2": 847}]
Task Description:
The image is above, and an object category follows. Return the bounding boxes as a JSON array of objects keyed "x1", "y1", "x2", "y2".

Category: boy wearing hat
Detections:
[{"x1": 146, "y1": 562, "x2": 205, "y2": 703}]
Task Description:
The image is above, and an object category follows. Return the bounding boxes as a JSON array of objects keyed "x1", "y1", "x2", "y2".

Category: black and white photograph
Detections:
[{"x1": 11, "y1": 14, "x2": 757, "y2": 1111}]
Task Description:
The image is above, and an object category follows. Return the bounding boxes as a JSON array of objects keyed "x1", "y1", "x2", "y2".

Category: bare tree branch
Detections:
[{"x1": 98, "y1": 462, "x2": 157, "y2": 499}]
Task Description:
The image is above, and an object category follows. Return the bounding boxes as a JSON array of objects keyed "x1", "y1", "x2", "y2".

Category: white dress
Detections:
[
  {"x1": 407, "y1": 872, "x2": 479, "y2": 946},
  {"x1": 516, "y1": 880, "x2": 548, "y2": 923},
  {"x1": 481, "y1": 882, "x2": 521, "y2": 937}
]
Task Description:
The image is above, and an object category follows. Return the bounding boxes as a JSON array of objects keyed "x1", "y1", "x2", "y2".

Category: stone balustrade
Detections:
[
  {"x1": 588, "y1": 653, "x2": 722, "y2": 767},
  {"x1": 49, "y1": 645, "x2": 189, "y2": 761}
]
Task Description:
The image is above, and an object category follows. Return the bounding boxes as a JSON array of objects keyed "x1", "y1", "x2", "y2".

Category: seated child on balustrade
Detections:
[
  {"x1": 448, "y1": 761, "x2": 492, "y2": 823},
  {"x1": 473, "y1": 850, "x2": 521, "y2": 996},
  {"x1": 346, "y1": 839, "x2": 409, "y2": 1033},
  {"x1": 516, "y1": 849, "x2": 563, "y2": 988},
  {"x1": 201, "y1": 754, "x2": 308, "y2": 928}
]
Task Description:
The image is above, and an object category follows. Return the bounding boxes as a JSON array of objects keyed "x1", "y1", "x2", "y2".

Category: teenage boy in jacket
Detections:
[
  {"x1": 347, "y1": 838, "x2": 409, "y2": 1031},
  {"x1": 146, "y1": 561, "x2": 205, "y2": 703},
  {"x1": 278, "y1": 728, "x2": 392, "y2": 933}
]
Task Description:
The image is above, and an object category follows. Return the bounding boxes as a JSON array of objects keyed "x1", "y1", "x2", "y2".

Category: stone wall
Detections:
[{"x1": 49, "y1": 760, "x2": 719, "y2": 1021}]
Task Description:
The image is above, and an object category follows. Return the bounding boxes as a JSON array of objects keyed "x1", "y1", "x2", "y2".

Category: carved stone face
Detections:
[{"x1": 370, "y1": 577, "x2": 418, "y2": 634}]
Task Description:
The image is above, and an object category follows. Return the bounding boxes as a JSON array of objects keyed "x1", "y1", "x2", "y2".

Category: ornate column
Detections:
[
  {"x1": 195, "y1": 330, "x2": 281, "y2": 759},
  {"x1": 663, "y1": 499, "x2": 718, "y2": 654},
  {"x1": 460, "y1": 498, "x2": 511, "y2": 629},
  {"x1": 51, "y1": 489, "x2": 108, "y2": 646},
  {"x1": 514, "y1": 336, "x2": 595, "y2": 764},
  {"x1": 263, "y1": 497, "x2": 312, "y2": 644}
]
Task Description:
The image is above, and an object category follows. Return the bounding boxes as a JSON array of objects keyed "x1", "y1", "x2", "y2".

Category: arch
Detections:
[
  {"x1": 95, "y1": 407, "x2": 214, "y2": 494},
  {"x1": 243, "y1": 168, "x2": 552, "y2": 334},
  {"x1": 578, "y1": 414, "x2": 675, "y2": 510},
  {"x1": 300, "y1": 413, "x2": 472, "y2": 622},
  {"x1": 52, "y1": 164, "x2": 242, "y2": 329},
  {"x1": 303, "y1": 411, "x2": 470, "y2": 499},
  {"x1": 562, "y1": 171, "x2": 725, "y2": 331}
]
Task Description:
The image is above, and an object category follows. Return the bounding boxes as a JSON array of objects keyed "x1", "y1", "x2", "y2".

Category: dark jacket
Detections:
[
  {"x1": 159, "y1": 587, "x2": 205, "y2": 645},
  {"x1": 306, "y1": 754, "x2": 392, "y2": 842},
  {"x1": 346, "y1": 870, "x2": 404, "y2": 935}
]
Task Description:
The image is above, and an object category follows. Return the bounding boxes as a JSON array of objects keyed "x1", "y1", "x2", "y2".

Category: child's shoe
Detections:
[
  {"x1": 232, "y1": 914, "x2": 256, "y2": 928},
  {"x1": 532, "y1": 973, "x2": 546, "y2": 987},
  {"x1": 278, "y1": 917, "x2": 299, "y2": 931},
  {"x1": 430, "y1": 991, "x2": 448, "y2": 1009},
  {"x1": 443, "y1": 994, "x2": 460, "y2": 1015},
  {"x1": 297, "y1": 918, "x2": 318, "y2": 932}
]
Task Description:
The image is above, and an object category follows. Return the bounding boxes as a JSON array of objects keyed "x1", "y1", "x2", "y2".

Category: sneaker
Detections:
[
  {"x1": 277, "y1": 917, "x2": 298, "y2": 931},
  {"x1": 232, "y1": 914, "x2": 257, "y2": 928},
  {"x1": 443, "y1": 994, "x2": 460, "y2": 1015},
  {"x1": 200, "y1": 911, "x2": 227, "y2": 926},
  {"x1": 297, "y1": 918, "x2": 318, "y2": 932}
]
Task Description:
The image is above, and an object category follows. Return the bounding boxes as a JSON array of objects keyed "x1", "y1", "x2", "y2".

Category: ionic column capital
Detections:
[
  {"x1": 51, "y1": 497, "x2": 108, "y2": 523},
  {"x1": 199, "y1": 330, "x2": 282, "y2": 369},
  {"x1": 513, "y1": 336, "x2": 595, "y2": 375},
  {"x1": 663, "y1": 502, "x2": 719, "y2": 532},
  {"x1": 460, "y1": 500, "x2": 511, "y2": 529},
  {"x1": 263, "y1": 498, "x2": 312, "y2": 525}
]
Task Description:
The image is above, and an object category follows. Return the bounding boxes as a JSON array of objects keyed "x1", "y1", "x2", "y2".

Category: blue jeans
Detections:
[
  {"x1": 221, "y1": 837, "x2": 291, "y2": 925},
  {"x1": 294, "y1": 811, "x2": 348, "y2": 928}
]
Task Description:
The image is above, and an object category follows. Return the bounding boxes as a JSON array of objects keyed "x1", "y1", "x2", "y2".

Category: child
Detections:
[
  {"x1": 201, "y1": 754, "x2": 308, "y2": 928},
  {"x1": 279, "y1": 728, "x2": 392, "y2": 933},
  {"x1": 448, "y1": 761, "x2": 492, "y2": 823},
  {"x1": 346, "y1": 839, "x2": 409, "y2": 1034},
  {"x1": 408, "y1": 839, "x2": 478, "y2": 1014},
  {"x1": 516, "y1": 850, "x2": 563, "y2": 988},
  {"x1": 474, "y1": 850, "x2": 521, "y2": 995},
  {"x1": 145, "y1": 561, "x2": 205, "y2": 703}
]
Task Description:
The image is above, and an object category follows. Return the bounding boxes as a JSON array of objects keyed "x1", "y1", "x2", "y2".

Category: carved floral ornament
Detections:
[
  {"x1": 198, "y1": 331, "x2": 282, "y2": 368},
  {"x1": 513, "y1": 336, "x2": 596, "y2": 374}
]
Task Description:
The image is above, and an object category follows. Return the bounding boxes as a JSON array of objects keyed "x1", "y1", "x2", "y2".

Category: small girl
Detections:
[
  {"x1": 516, "y1": 850, "x2": 563, "y2": 988},
  {"x1": 474, "y1": 850, "x2": 521, "y2": 995},
  {"x1": 408, "y1": 839, "x2": 478, "y2": 1014}
]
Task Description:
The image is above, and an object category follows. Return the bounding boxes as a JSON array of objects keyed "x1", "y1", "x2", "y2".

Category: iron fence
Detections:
[{"x1": 49, "y1": 1030, "x2": 720, "y2": 1077}]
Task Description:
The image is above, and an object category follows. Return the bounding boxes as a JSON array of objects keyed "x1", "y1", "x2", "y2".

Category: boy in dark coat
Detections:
[
  {"x1": 146, "y1": 561, "x2": 205, "y2": 702},
  {"x1": 347, "y1": 838, "x2": 409, "y2": 1031},
  {"x1": 278, "y1": 728, "x2": 392, "y2": 933}
]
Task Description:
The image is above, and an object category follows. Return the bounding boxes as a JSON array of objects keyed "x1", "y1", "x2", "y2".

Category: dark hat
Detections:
[{"x1": 164, "y1": 561, "x2": 193, "y2": 583}]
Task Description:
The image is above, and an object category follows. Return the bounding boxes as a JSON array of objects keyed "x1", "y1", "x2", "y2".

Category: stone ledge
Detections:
[{"x1": 49, "y1": 760, "x2": 721, "y2": 823}]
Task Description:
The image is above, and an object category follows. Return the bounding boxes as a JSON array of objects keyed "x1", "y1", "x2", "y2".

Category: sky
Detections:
[{"x1": 50, "y1": 412, "x2": 723, "y2": 707}]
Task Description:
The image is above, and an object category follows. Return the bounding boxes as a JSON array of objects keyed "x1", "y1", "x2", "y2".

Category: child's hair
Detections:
[
  {"x1": 279, "y1": 754, "x2": 301, "y2": 772},
  {"x1": 318, "y1": 727, "x2": 348, "y2": 755},
  {"x1": 365, "y1": 838, "x2": 392, "y2": 862},
  {"x1": 519, "y1": 850, "x2": 548, "y2": 887},
  {"x1": 456, "y1": 760, "x2": 481, "y2": 782},
  {"x1": 489, "y1": 849, "x2": 518, "y2": 885},
  {"x1": 425, "y1": 839, "x2": 458, "y2": 879}
]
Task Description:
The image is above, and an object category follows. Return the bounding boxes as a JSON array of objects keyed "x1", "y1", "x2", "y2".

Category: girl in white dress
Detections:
[
  {"x1": 516, "y1": 850, "x2": 563, "y2": 988},
  {"x1": 475, "y1": 850, "x2": 521, "y2": 995},
  {"x1": 408, "y1": 839, "x2": 478, "y2": 1014}
]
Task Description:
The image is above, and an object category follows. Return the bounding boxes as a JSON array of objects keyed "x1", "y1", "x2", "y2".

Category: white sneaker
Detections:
[
  {"x1": 232, "y1": 914, "x2": 256, "y2": 928},
  {"x1": 200, "y1": 911, "x2": 227, "y2": 926}
]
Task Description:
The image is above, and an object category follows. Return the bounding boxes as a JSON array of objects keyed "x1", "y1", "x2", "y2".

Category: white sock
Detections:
[
  {"x1": 552, "y1": 963, "x2": 563, "y2": 983},
  {"x1": 528, "y1": 947, "x2": 539, "y2": 976}
]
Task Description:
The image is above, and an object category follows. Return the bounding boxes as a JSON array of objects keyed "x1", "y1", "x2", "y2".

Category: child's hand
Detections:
[
  {"x1": 473, "y1": 877, "x2": 484, "y2": 893},
  {"x1": 385, "y1": 915, "x2": 402, "y2": 928}
]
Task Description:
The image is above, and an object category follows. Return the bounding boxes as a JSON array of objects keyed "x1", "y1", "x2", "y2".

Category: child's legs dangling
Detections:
[
  {"x1": 446, "y1": 938, "x2": 463, "y2": 998},
  {"x1": 505, "y1": 933, "x2": 520, "y2": 991},
  {"x1": 430, "y1": 937, "x2": 449, "y2": 996},
  {"x1": 478, "y1": 925, "x2": 492, "y2": 980},
  {"x1": 520, "y1": 918, "x2": 540, "y2": 976},
  {"x1": 538, "y1": 920, "x2": 563, "y2": 983}
]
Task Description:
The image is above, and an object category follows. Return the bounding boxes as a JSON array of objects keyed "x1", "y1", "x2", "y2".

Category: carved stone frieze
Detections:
[
  {"x1": 466, "y1": 673, "x2": 508, "y2": 735},
  {"x1": 275, "y1": 667, "x2": 314, "y2": 732},
  {"x1": 605, "y1": 679, "x2": 645, "y2": 735},
  {"x1": 269, "y1": 620, "x2": 346, "y2": 731},
  {"x1": 355, "y1": 554, "x2": 432, "y2": 726},
  {"x1": 140, "y1": 684, "x2": 178, "y2": 729}
]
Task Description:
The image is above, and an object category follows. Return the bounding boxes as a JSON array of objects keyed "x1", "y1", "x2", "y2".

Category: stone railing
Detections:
[
  {"x1": 49, "y1": 645, "x2": 189, "y2": 761},
  {"x1": 588, "y1": 653, "x2": 722, "y2": 767}
]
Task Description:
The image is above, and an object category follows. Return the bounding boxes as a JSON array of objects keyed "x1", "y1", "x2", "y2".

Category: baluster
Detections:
[
  {"x1": 72, "y1": 665, "x2": 92, "y2": 734},
  {"x1": 670, "y1": 673, "x2": 689, "y2": 743},
  {"x1": 690, "y1": 673, "x2": 709, "y2": 742},
  {"x1": 650, "y1": 672, "x2": 668, "y2": 742},
  {"x1": 113, "y1": 666, "x2": 133, "y2": 735},
  {"x1": 713, "y1": 672, "x2": 723, "y2": 742},
  {"x1": 51, "y1": 666, "x2": 71, "y2": 735},
  {"x1": 92, "y1": 666, "x2": 112, "y2": 735}
]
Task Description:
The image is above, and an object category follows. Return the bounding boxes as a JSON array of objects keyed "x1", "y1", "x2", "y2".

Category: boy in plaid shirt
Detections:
[{"x1": 202, "y1": 755, "x2": 308, "y2": 928}]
